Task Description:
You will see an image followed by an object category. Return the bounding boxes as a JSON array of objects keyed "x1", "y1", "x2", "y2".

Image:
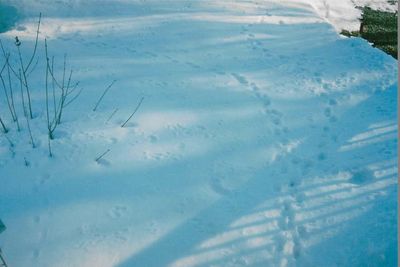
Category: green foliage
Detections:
[
  {"x1": 361, "y1": 7, "x2": 397, "y2": 58},
  {"x1": 341, "y1": 6, "x2": 398, "y2": 58}
]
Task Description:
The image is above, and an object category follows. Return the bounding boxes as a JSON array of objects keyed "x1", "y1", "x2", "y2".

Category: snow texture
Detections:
[
  {"x1": 306, "y1": 0, "x2": 397, "y2": 31},
  {"x1": 0, "y1": 1, "x2": 397, "y2": 267}
]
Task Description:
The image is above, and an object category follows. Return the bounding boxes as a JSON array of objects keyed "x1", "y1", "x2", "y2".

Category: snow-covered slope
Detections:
[
  {"x1": 0, "y1": 1, "x2": 397, "y2": 267},
  {"x1": 5, "y1": 0, "x2": 397, "y2": 33},
  {"x1": 306, "y1": 0, "x2": 397, "y2": 31}
]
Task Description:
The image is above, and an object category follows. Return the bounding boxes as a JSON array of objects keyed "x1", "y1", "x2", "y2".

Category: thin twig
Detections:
[
  {"x1": 26, "y1": 57, "x2": 39, "y2": 78},
  {"x1": 45, "y1": 42, "x2": 55, "y2": 157},
  {"x1": 2, "y1": 131, "x2": 13, "y2": 147},
  {"x1": 56, "y1": 69, "x2": 73, "y2": 124},
  {"x1": 64, "y1": 87, "x2": 83, "y2": 107},
  {"x1": 0, "y1": 73, "x2": 17, "y2": 122},
  {"x1": 65, "y1": 81, "x2": 80, "y2": 96},
  {"x1": 121, "y1": 97, "x2": 144, "y2": 128},
  {"x1": 5, "y1": 53, "x2": 19, "y2": 130},
  {"x1": 95, "y1": 148, "x2": 111, "y2": 162},
  {"x1": 16, "y1": 42, "x2": 33, "y2": 119},
  {"x1": 24, "y1": 13, "x2": 41, "y2": 73},
  {"x1": 0, "y1": 116, "x2": 7, "y2": 133},
  {"x1": 105, "y1": 108, "x2": 119, "y2": 124},
  {"x1": 44, "y1": 39, "x2": 81, "y2": 142},
  {"x1": 46, "y1": 60, "x2": 64, "y2": 90},
  {"x1": 93, "y1": 80, "x2": 116, "y2": 111},
  {"x1": 51, "y1": 56, "x2": 57, "y2": 119},
  {"x1": 19, "y1": 69, "x2": 35, "y2": 148},
  {"x1": 0, "y1": 247, "x2": 9, "y2": 267},
  {"x1": 0, "y1": 40, "x2": 27, "y2": 88},
  {"x1": 0, "y1": 54, "x2": 18, "y2": 128},
  {"x1": 0, "y1": 55, "x2": 8, "y2": 74},
  {"x1": 45, "y1": 45, "x2": 51, "y2": 134}
]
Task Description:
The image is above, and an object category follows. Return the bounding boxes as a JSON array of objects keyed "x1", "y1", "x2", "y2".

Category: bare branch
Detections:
[
  {"x1": 95, "y1": 148, "x2": 111, "y2": 162},
  {"x1": 64, "y1": 87, "x2": 83, "y2": 108},
  {"x1": 121, "y1": 97, "x2": 144, "y2": 127},
  {"x1": 93, "y1": 80, "x2": 116, "y2": 111},
  {"x1": 24, "y1": 13, "x2": 42, "y2": 73},
  {"x1": 105, "y1": 108, "x2": 119, "y2": 124}
]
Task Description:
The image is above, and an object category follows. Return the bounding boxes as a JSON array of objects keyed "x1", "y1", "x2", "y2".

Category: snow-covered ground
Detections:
[
  {"x1": 0, "y1": 1, "x2": 397, "y2": 267},
  {"x1": 306, "y1": 0, "x2": 398, "y2": 31}
]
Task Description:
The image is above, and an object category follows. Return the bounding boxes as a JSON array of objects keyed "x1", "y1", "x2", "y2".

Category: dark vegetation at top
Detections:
[{"x1": 342, "y1": 6, "x2": 398, "y2": 58}]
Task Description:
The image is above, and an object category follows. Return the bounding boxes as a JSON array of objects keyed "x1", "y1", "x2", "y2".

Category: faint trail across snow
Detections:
[{"x1": 0, "y1": 1, "x2": 397, "y2": 267}]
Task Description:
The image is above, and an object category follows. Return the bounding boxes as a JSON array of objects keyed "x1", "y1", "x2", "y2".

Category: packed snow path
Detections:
[{"x1": 0, "y1": 1, "x2": 397, "y2": 267}]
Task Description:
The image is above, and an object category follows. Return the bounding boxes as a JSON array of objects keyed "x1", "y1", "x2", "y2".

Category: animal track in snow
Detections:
[
  {"x1": 274, "y1": 181, "x2": 307, "y2": 266},
  {"x1": 149, "y1": 135, "x2": 158, "y2": 143},
  {"x1": 230, "y1": 73, "x2": 289, "y2": 137},
  {"x1": 350, "y1": 168, "x2": 374, "y2": 185},
  {"x1": 33, "y1": 215, "x2": 41, "y2": 224},
  {"x1": 33, "y1": 174, "x2": 52, "y2": 193},
  {"x1": 146, "y1": 221, "x2": 160, "y2": 235},
  {"x1": 231, "y1": 73, "x2": 249, "y2": 85},
  {"x1": 210, "y1": 161, "x2": 236, "y2": 196},
  {"x1": 143, "y1": 150, "x2": 178, "y2": 162},
  {"x1": 210, "y1": 176, "x2": 233, "y2": 196},
  {"x1": 185, "y1": 61, "x2": 202, "y2": 69},
  {"x1": 108, "y1": 205, "x2": 128, "y2": 219},
  {"x1": 32, "y1": 249, "x2": 40, "y2": 259}
]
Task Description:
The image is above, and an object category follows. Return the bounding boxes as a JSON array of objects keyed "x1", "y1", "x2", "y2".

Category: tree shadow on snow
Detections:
[{"x1": 0, "y1": 3, "x2": 19, "y2": 33}]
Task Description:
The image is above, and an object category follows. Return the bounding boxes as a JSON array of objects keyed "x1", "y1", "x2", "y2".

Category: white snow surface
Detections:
[
  {"x1": 4, "y1": 0, "x2": 398, "y2": 32},
  {"x1": 306, "y1": 0, "x2": 397, "y2": 31},
  {"x1": 0, "y1": 1, "x2": 397, "y2": 267}
]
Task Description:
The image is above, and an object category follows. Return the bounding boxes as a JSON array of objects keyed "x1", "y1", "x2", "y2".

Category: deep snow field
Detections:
[{"x1": 0, "y1": 1, "x2": 398, "y2": 267}]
